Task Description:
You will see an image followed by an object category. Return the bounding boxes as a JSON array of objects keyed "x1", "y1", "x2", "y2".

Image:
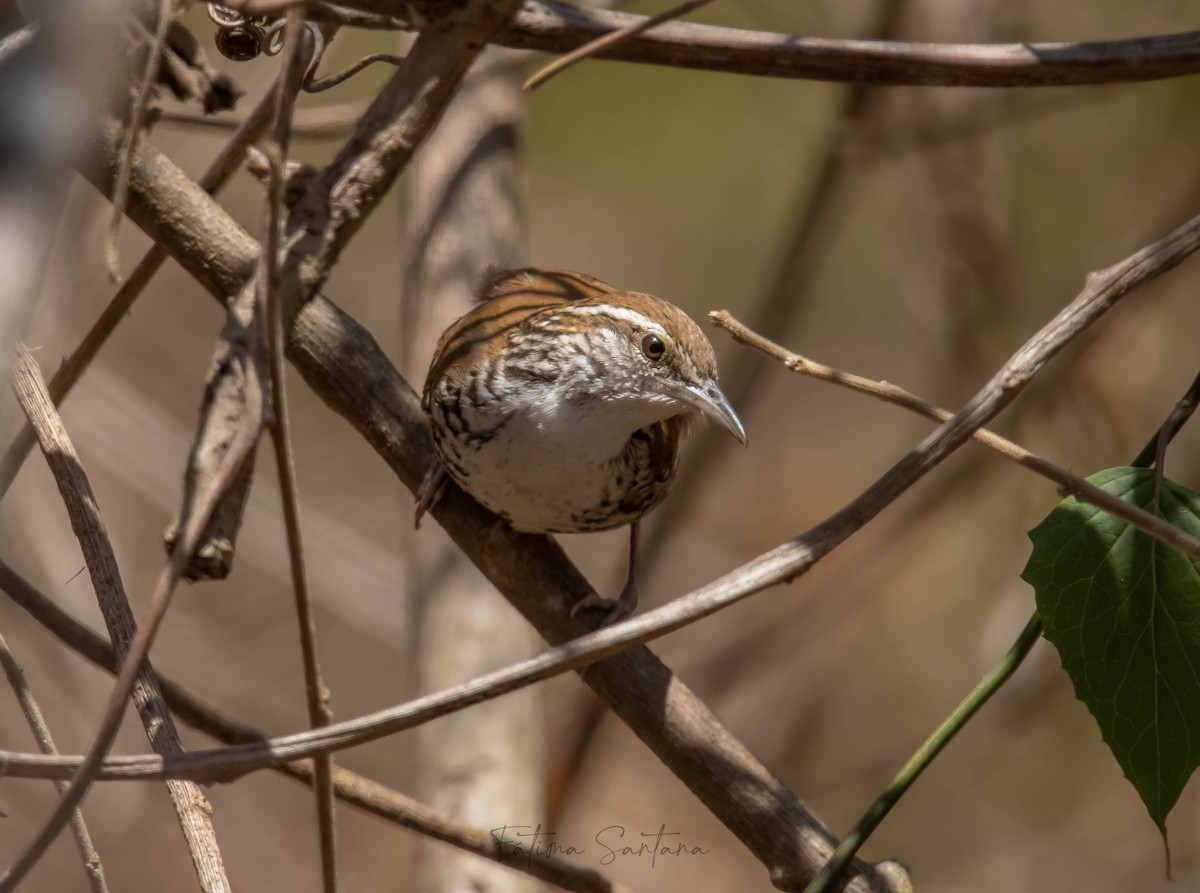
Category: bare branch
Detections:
[
  {"x1": 492, "y1": 1, "x2": 1200, "y2": 87},
  {"x1": 3, "y1": 346, "x2": 236, "y2": 893},
  {"x1": 260, "y1": 13, "x2": 340, "y2": 892},
  {"x1": 0, "y1": 626, "x2": 108, "y2": 893},
  {"x1": 281, "y1": 0, "x2": 525, "y2": 305},
  {"x1": 709, "y1": 311, "x2": 1200, "y2": 560},
  {"x1": 325, "y1": 0, "x2": 1200, "y2": 87},
  {"x1": 157, "y1": 101, "x2": 364, "y2": 135},
  {"x1": 0, "y1": 560, "x2": 633, "y2": 893},
  {"x1": 0, "y1": 83, "x2": 275, "y2": 502},
  {"x1": 106, "y1": 0, "x2": 172, "y2": 281},
  {"x1": 523, "y1": 0, "x2": 713, "y2": 90}
]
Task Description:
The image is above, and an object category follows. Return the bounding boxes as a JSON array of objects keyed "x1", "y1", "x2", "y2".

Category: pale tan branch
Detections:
[
  {"x1": 2, "y1": 346, "x2": 235, "y2": 893},
  {"x1": 0, "y1": 626, "x2": 108, "y2": 893},
  {"x1": 0, "y1": 561, "x2": 630, "y2": 893},
  {"x1": 710, "y1": 311, "x2": 1200, "y2": 560}
]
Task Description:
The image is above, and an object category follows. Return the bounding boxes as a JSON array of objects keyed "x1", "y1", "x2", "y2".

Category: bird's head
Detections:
[{"x1": 556, "y1": 291, "x2": 747, "y2": 445}]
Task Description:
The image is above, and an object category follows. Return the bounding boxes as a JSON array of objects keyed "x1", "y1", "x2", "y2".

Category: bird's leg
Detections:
[
  {"x1": 571, "y1": 521, "x2": 640, "y2": 625},
  {"x1": 613, "y1": 520, "x2": 641, "y2": 620},
  {"x1": 414, "y1": 461, "x2": 449, "y2": 529}
]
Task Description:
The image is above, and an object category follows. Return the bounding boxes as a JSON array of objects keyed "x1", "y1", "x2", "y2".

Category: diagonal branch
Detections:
[
  {"x1": 0, "y1": 560, "x2": 631, "y2": 893},
  {"x1": 281, "y1": 0, "x2": 526, "y2": 307},
  {"x1": 0, "y1": 626, "x2": 108, "y2": 893},
  {"x1": 3, "y1": 346, "x2": 234, "y2": 893},
  {"x1": 0, "y1": 74, "x2": 279, "y2": 501},
  {"x1": 708, "y1": 311, "x2": 1200, "y2": 560}
]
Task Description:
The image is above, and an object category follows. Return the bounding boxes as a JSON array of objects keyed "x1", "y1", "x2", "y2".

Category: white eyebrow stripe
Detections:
[{"x1": 552, "y1": 305, "x2": 667, "y2": 336}]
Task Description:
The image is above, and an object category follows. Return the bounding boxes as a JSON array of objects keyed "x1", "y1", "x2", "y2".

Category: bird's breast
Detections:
[{"x1": 427, "y1": 376, "x2": 683, "y2": 533}]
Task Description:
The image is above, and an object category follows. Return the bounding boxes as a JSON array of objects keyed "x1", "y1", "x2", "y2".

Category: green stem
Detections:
[
  {"x1": 803, "y1": 613, "x2": 1044, "y2": 893},
  {"x1": 1131, "y1": 368, "x2": 1200, "y2": 470}
]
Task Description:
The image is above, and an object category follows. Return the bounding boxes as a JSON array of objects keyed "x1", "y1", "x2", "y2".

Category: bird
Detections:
[{"x1": 416, "y1": 267, "x2": 746, "y2": 623}]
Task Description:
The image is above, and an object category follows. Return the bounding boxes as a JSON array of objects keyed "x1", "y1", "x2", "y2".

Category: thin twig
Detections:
[
  {"x1": 1130, "y1": 368, "x2": 1200, "y2": 475},
  {"x1": 399, "y1": 44, "x2": 541, "y2": 891},
  {"x1": 0, "y1": 82, "x2": 278, "y2": 502},
  {"x1": 0, "y1": 560, "x2": 629, "y2": 893},
  {"x1": 803, "y1": 614, "x2": 1045, "y2": 893},
  {"x1": 157, "y1": 102, "x2": 364, "y2": 135},
  {"x1": 220, "y1": 0, "x2": 309, "y2": 14},
  {"x1": 0, "y1": 626, "x2": 108, "y2": 893},
  {"x1": 260, "y1": 12, "x2": 339, "y2": 893},
  {"x1": 305, "y1": 52, "x2": 406, "y2": 93},
  {"x1": 523, "y1": 0, "x2": 713, "y2": 90},
  {"x1": 2, "y1": 346, "x2": 242, "y2": 893},
  {"x1": 106, "y1": 0, "x2": 172, "y2": 282},
  {"x1": 709, "y1": 311, "x2": 1200, "y2": 561}
]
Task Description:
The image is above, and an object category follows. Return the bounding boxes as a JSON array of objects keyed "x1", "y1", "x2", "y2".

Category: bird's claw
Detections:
[
  {"x1": 570, "y1": 580, "x2": 638, "y2": 627},
  {"x1": 415, "y1": 462, "x2": 449, "y2": 529}
]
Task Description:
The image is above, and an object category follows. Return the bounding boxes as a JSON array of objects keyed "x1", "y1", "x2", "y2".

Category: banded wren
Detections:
[{"x1": 417, "y1": 268, "x2": 746, "y2": 622}]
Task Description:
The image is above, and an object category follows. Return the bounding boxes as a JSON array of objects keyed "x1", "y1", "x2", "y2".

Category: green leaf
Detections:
[{"x1": 1022, "y1": 466, "x2": 1200, "y2": 834}]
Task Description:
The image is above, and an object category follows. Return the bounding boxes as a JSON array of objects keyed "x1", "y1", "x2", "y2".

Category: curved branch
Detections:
[
  {"x1": 324, "y1": 1, "x2": 1200, "y2": 88},
  {"x1": 496, "y1": 1, "x2": 1200, "y2": 87},
  {"x1": 0, "y1": 560, "x2": 631, "y2": 893}
]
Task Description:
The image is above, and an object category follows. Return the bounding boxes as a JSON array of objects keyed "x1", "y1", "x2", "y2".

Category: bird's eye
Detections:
[{"x1": 641, "y1": 333, "x2": 666, "y2": 362}]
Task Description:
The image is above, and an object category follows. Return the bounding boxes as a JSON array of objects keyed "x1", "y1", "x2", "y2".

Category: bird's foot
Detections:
[
  {"x1": 570, "y1": 578, "x2": 638, "y2": 627},
  {"x1": 414, "y1": 462, "x2": 449, "y2": 529}
]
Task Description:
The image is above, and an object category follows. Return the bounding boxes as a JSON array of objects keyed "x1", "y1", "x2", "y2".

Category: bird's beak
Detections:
[{"x1": 658, "y1": 377, "x2": 747, "y2": 445}]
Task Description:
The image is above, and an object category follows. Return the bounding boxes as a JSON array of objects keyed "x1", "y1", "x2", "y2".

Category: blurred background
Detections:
[{"x1": 3, "y1": 1, "x2": 1200, "y2": 890}]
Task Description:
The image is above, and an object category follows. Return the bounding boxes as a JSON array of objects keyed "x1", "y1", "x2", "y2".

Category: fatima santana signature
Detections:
[{"x1": 491, "y1": 823, "x2": 710, "y2": 868}]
